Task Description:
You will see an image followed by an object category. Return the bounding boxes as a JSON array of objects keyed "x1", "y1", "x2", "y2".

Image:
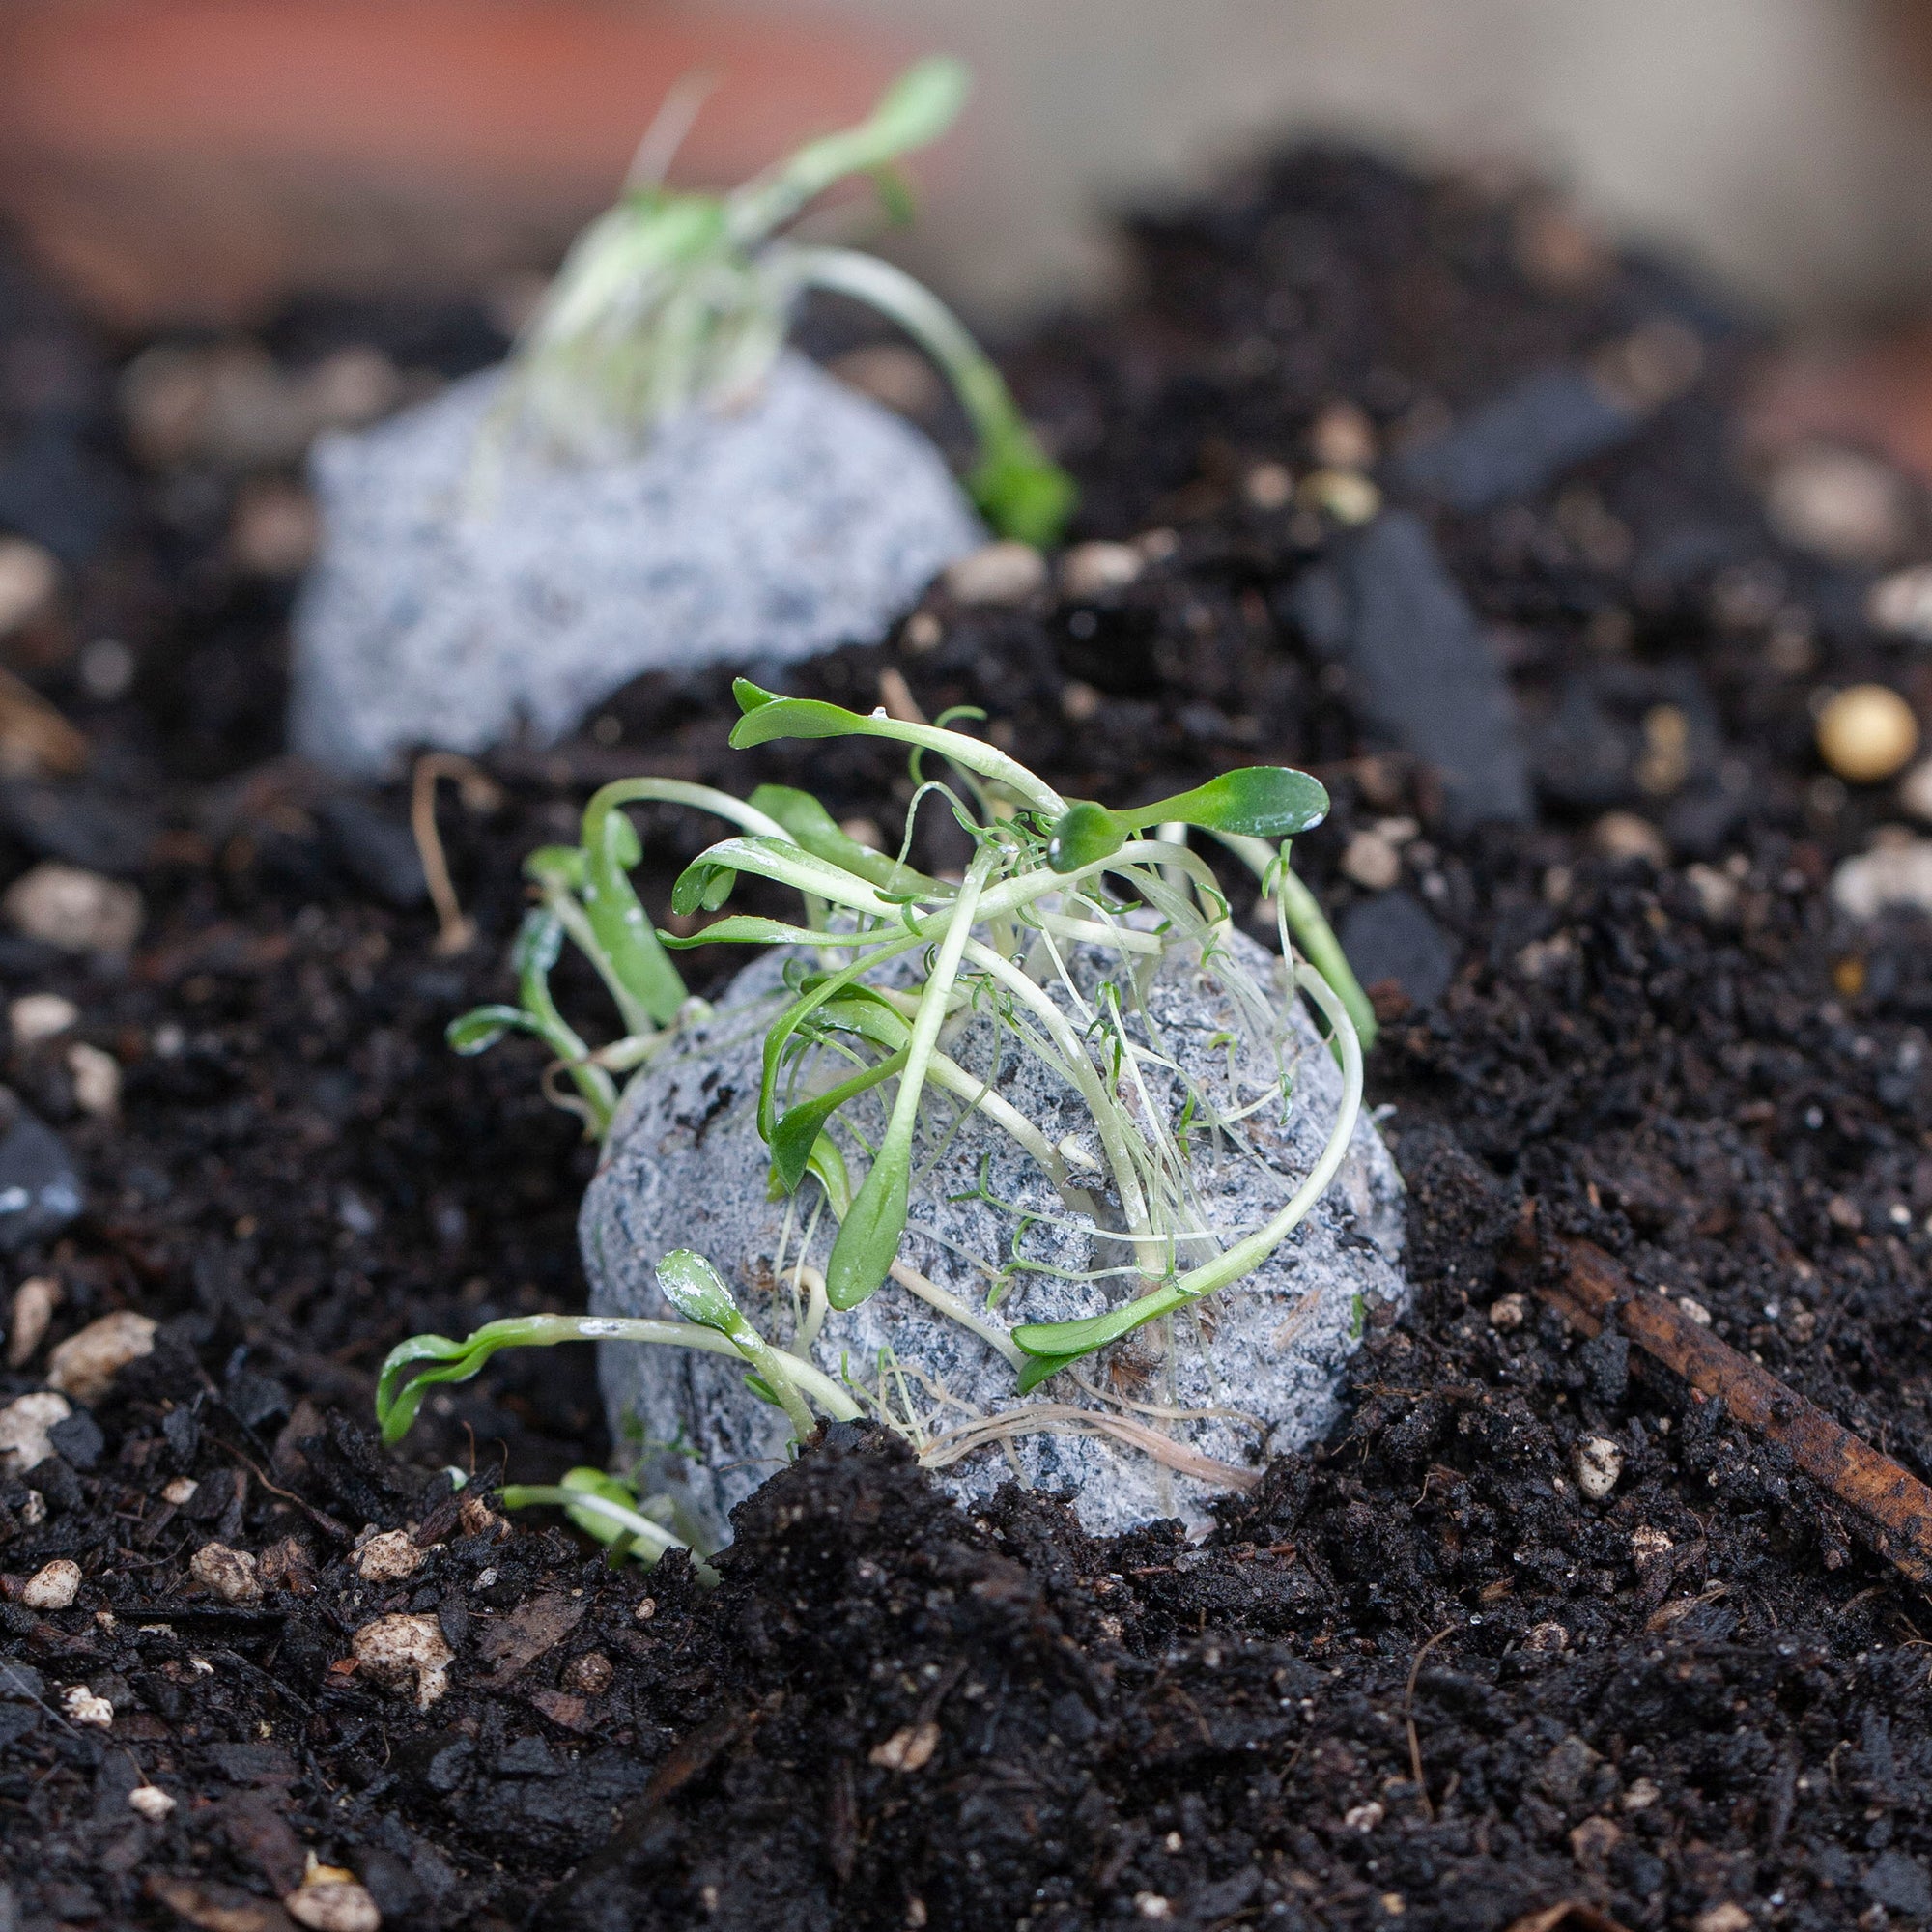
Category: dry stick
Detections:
[
  {"x1": 411, "y1": 753, "x2": 503, "y2": 955},
  {"x1": 1537, "y1": 1231, "x2": 1932, "y2": 1586},
  {"x1": 1403, "y1": 1623, "x2": 1457, "y2": 1821}
]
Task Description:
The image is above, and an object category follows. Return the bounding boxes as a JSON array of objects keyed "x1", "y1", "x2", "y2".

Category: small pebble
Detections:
[
  {"x1": 1677, "y1": 1296, "x2": 1713, "y2": 1327},
  {"x1": 2, "y1": 862, "x2": 143, "y2": 953},
  {"x1": 1631, "y1": 1525, "x2": 1674, "y2": 1565},
  {"x1": 1344, "y1": 1802, "x2": 1384, "y2": 1833},
  {"x1": 1522, "y1": 1620, "x2": 1569, "y2": 1652},
  {"x1": 900, "y1": 611, "x2": 943, "y2": 654},
  {"x1": 1684, "y1": 863, "x2": 1739, "y2": 923},
  {"x1": 61, "y1": 1684, "x2": 112, "y2": 1727},
  {"x1": 1591, "y1": 811, "x2": 1669, "y2": 867},
  {"x1": 1310, "y1": 401, "x2": 1377, "y2": 471},
  {"x1": 0, "y1": 1389, "x2": 71, "y2": 1470},
  {"x1": 66, "y1": 1043, "x2": 121, "y2": 1119},
  {"x1": 352, "y1": 1612, "x2": 454, "y2": 1710},
  {"x1": 1487, "y1": 1293, "x2": 1527, "y2": 1331},
  {"x1": 77, "y1": 638, "x2": 136, "y2": 701},
  {"x1": 189, "y1": 1543, "x2": 263, "y2": 1605},
  {"x1": 47, "y1": 1311, "x2": 156, "y2": 1404},
  {"x1": 10, "y1": 993, "x2": 77, "y2": 1047},
  {"x1": 1298, "y1": 469, "x2": 1381, "y2": 525},
  {"x1": 1243, "y1": 463, "x2": 1293, "y2": 511},
  {"x1": 128, "y1": 1784, "x2": 176, "y2": 1821},
  {"x1": 7, "y1": 1275, "x2": 59, "y2": 1368},
  {"x1": 1692, "y1": 1906, "x2": 1751, "y2": 1932},
  {"x1": 1832, "y1": 833, "x2": 1932, "y2": 920},
  {"x1": 564, "y1": 1650, "x2": 613, "y2": 1695},
  {"x1": 0, "y1": 538, "x2": 60, "y2": 638},
  {"x1": 1869, "y1": 562, "x2": 1932, "y2": 641},
  {"x1": 1060, "y1": 680, "x2": 1102, "y2": 723},
  {"x1": 868, "y1": 1720, "x2": 941, "y2": 1772},
  {"x1": 1133, "y1": 1895, "x2": 1173, "y2": 1922},
  {"x1": 1765, "y1": 444, "x2": 1909, "y2": 563},
  {"x1": 1573, "y1": 1435, "x2": 1623, "y2": 1500},
  {"x1": 943, "y1": 541, "x2": 1046, "y2": 607},
  {"x1": 1340, "y1": 829, "x2": 1402, "y2": 891},
  {"x1": 286, "y1": 1879, "x2": 383, "y2": 1932},
  {"x1": 1815, "y1": 683, "x2": 1919, "y2": 783},
  {"x1": 1634, "y1": 703, "x2": 1690, "y2": 796},
  {"x1": 1900, "y1": 759, "x2": 1932, "y2": 823},
  {"x1": 20, "y1": 1557, "x2": 80, "y2": 1609},
  {"x1": 162, "y1": 1476, "x2": 199, "y2": 1506},
  {"x1": 1621, "y1": 1776, "x2": 1662, "y2": 1811},
  {"x1": 1058, "y1": 541, "x2": 1143, "y2": 601},
  {"x1": 354, "y1": 1529, "x2": 424, "y2": 1585},
  {"x1": 231, "y1": 476, "x2": 320, "y2": 577}
]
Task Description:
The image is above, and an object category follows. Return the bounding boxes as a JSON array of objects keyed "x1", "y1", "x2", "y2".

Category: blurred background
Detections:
[
  {"x1": 9, "y1": 0, "x2": 1932, "y2": 468},
  {"x1": 2, "y1": 1, "x2": 1932, "y2": 322}
]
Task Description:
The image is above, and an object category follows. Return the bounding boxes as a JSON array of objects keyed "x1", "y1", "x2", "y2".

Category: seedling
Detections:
[
  {"x1": 489, "y1": 56, "x2": 1075, "y2": 546},
  {"x1": 384, "y1": 686, "x2": 1378, "y2": 1548}
]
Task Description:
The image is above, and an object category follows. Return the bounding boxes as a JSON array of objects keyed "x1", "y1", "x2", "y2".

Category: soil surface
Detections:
[{"x1": 5, "y1": 149, "x2": 1932, "y2": 1931}]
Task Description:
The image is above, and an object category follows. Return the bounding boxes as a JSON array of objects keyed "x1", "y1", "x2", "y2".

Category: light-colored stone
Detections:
[
  {"x1": 1243, "y1": 463, "x2": 1293, "y2": 511},
  {"x1": 291, "y1": 353, "x2": 980, "y2": 775},
  {"x1": 583, "y1": 925, "x2": 1407, "y2": 1544},
  {"x1": 62, "y1": 1684, "x2": 112, "y2": 1727},
  {"x1": 1816, "y1": 683, "x2": 1919, "y2": 784},
  {"x1": 286, "y1": 1880, "x2": 382, "y2": 1932},
  {"x1": 0, "y1": 1389, "x2": 70, "y2": 1471},
  {"x1": 352, "y1": 1613, "x2": 453, "y2": 1710},
  {"x1": 1298, "y1": 469, "x2": 1381, "y2": 525},
  {"x1": 1765, "y1": 444, "x2": 1909, "y2": 563},
  {"x1": 1692, "y1": 1905, "x2": 1752, "y2": 1932},
  {"x1": 1060, "y1": 680, "x2": 1102, "y2": 723},
  {"x1": 1059, "y1": 541, "x2": 1143, "y2": 601},
  {"x1": 1574, "y1": 1435, "x2": 1623, "y2": 1499},
  {"x1": 0, "y1": 539, "x2": 59, "y2": 637},
  {"x1": 20, "y1": 1557, "x2": 80, "y2": 1609},
  {"x1": 943, "y1": 539, "x2": 1046, "y2": 607},
  {"x1": 232, "y1": 476, "x2": 321, "y2": 577},
  {"x1": 162, "y1": 1477, "x2": 199, "y2": 1507},
  {"x1": 869, "y1": 1721, "x2": 941, "y2": 1772},
  {"x1": 1310, "y1": 401, "x2": 1377, "y2": 471},
  {"x1": 1591, "y1": 810, "x2": 1668, "y2": 867},
  {"x1": 354, "y1": 1528, "x2": 424, "y2": 1585},
  {"x1": 1832, "y1": 832, "x2": 1932, "y2": 921},
  {"x1": 46, "y1": 1311, "x2": 156, "y2": 1404},
  {"x1": 1869, "y1": 563, "x2": 1932, "y2": 642},
  {"x1": 1523, "y1": 1620, "x2": 1569, "y2": 1652},
  {"x1": 1901, "y1": 759, "x2": 1932, "y2": 824},
  {"x1": 7, "y1": 1275, "x2": 59, "y2": 1368},
  {"x1": 2, "y1": 863, "x2": 143, "y2": 954},
  {"x1": 10, "y1": 993, "x2": 77, "y2": 1047},
  {"x1": 1622, "y1": 1776, "x2": 1662, "y2": 1811},
  {"x1": 1340, "y1": 829, "x2": 1402, "y2": 891},
  {"x1": 1488, "y1": 1293, "x2": 1527, "y2": 1331},
  {"x1": 66, "y1": 1043, "x2": 121, "y2": 1120},
  {"x1": 1684, "y1": 863, "x2": 1739, "y2": 923},
  {"x1": 189, "y1": 1543, "x2": 262, "y2": 1605},
  {"x1": 128, "y1": 1784, "x2": 176, "y2": 1821}
]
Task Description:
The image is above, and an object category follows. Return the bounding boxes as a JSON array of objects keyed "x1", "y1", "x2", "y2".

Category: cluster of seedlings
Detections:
[
  {"x1": 487, "y1": 56, "x2": 1075, "y2": 546},
  {"x1": 380, "y1": 684, "x2": 1376, "y2": 1558}
]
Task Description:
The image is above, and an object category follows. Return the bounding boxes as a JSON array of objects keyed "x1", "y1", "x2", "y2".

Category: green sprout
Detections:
[
  {"x1": 491, "y1": 56, "x2": 1075, "y2": 546},
  {"x1": 387, "y1": 685, "x2": 1379, "y2": 1548}
]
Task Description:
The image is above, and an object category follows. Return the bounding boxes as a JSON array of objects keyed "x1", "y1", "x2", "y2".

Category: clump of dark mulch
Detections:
[{"x1": 4, "y1": 147, "x2": 1932, "y2": 1931}]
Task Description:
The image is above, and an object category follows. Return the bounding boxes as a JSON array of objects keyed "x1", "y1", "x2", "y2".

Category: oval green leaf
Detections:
[{"x1": 1120, "y1": 767, "x2": 1329, "y2": 839}]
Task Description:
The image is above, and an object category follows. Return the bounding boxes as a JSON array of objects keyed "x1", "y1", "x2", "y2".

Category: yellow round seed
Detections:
[{"x1": 1816, "y1": 683, "x2": 1919, "y2": 783}]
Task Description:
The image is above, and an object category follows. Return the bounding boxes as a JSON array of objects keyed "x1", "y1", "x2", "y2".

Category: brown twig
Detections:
[
  {"x1": 1526, "y1": 1223, "x2": 1932, "y2": 1586},
  {"x1": 1403, "y1": 1623, "x2": 1457, "y2": 1820},
  {"x1": 410, "y1": 753, "x2": 503, "y2": 955}
]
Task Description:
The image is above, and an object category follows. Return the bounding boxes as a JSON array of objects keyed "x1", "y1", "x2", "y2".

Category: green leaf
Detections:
[
  {"x1": 825, "y1": 1145, "x2": 910, "y2": 1309},
  {"x1": 512, "y1": 905, "x2": 565, "y2": 980},
  {"x1": 770, "y1": 1048, "x2": 907, "y2": 1193},
  {"x1": 1045, "y1": 801, "x2": 1125, "y2": 874},
  {"x1": 1010, "y1": 1285, "x2": 1187, "y2": 1372},
  {"x1": 1121, "y1": 767, "x2": 1329, "y2": 840},
  {"x1": 524, "y1": 844, "x2": 587, "y2": 890},
  {"x1": 654, "y1": 1250, "x2": 741, "y2": 1333},
  {"x1": 748, "y1": 783, "x2": 931, "y2": 895},
  {"x1": 968, "y1": 440, "x2": 1078, "y2": 549},
  {"x1": 446, "y1": 1005, "x2": 545, "y2": 1055},
  {"x1": 656, "y1": 915, "x2": 835, "y2": 950}
]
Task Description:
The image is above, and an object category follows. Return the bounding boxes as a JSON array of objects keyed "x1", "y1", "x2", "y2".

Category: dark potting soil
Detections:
[{"x1": 3, "y1": 147, "x2": 1932, "y2": 1930}]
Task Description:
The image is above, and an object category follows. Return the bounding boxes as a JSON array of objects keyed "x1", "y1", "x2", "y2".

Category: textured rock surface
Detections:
[
  {"x1": 289, "y1": 351, "x2": 982, "y2": 774},
  {"x1": 582, "y1": 926, "x2": 1407, "y2": 1544}
]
